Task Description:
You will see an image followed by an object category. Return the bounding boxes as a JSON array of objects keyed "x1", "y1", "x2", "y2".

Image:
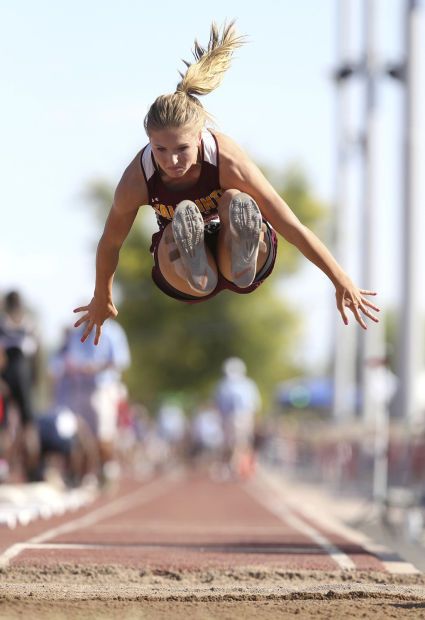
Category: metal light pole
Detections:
[
  {"x1": 348, "y1": 0, "x2": 388, "y2": 506},
  {"x1": 332, "y1": 0, "x2": 357, "y2": 423},
  {"x1": 397, "y1": 0, "x2": 422, "y2": 423},
  {"x1": 359, "y1": 0, "x2": 386, "y2": 427}
]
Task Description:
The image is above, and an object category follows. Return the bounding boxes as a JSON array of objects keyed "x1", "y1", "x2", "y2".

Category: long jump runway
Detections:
[{"x1": 1, "y1": 467, "x2": 425, "y2": 618}]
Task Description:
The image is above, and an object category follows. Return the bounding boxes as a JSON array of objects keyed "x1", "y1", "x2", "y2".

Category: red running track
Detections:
[{"x1": 0, "y1": 469, "x2": 418, "y2": 574}]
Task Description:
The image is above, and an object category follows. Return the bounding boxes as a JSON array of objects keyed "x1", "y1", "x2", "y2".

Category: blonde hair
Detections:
[{"x1": 144, "y1": 21, "x2": 246, "y2": 134}]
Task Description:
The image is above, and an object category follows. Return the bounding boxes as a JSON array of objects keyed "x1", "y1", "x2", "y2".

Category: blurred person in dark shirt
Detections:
[
  {"x1": 0, "y1": 291, "x2": 41, "y2": 480},
  {"x1": 0, "y1": 345, "x2": 11, "y2": 480},
  {"x1": 36, "y1": 405, "x2": 100, "y2": 488}
]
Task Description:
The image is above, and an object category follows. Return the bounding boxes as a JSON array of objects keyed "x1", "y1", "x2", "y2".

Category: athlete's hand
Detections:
[
  {"x1": 73, "y1": 296, "x2": 118, "y2": 345},
  {"x1": 335, "y1": 277, "x2": 380, "y2": 330}
]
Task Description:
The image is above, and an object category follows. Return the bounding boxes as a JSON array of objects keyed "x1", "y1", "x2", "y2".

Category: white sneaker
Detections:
[
  {"x1": 172, "y1": 200, "x2": 218, "y2": 294},
  {"x1": 229, "y1": 193, "x2": 262, "y2": 288}
]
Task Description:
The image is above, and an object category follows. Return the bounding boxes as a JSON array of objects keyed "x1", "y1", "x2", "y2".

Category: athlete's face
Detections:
[{"x1": 149, "y1": 126, "x2": 202, "y2": 178}]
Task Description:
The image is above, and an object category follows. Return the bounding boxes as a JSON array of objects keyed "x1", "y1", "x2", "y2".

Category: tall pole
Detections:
[
  {"x1": 360, "y1": 0, "x2": 386, "y2": 427},
  {"x1": 354, "y1": 0, "x2": 388, "y2": 505},
  {"x1": 332, "y1": 0, "x2": 357, "y2": 423},
  {"x1": 398, "y1": 0, "x2": 422, "y2": 423}
]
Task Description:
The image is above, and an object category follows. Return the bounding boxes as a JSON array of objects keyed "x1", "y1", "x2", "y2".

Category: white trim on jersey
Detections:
[
  {"x1": 201, "y1": 129, "x2": 218, "y2": 166},
  {"x1": 141, "y1": 145, "x2": 156, "y2": 181}
]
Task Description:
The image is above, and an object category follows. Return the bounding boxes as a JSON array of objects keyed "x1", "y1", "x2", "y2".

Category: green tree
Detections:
[{"x1": 85, "y1": 165, "x2": 328, "y2": 412}]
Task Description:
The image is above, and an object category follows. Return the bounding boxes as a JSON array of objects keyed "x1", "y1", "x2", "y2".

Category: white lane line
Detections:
[
  {"x1": 291, "y1": 507, "x2": 422, "y2": 575},
  {"x1": 17, "y1": 544, "x2": 114, "y2": 550},
  {"x1": 0, "y1": 544, "x2": 28, "y2": 567},
  {"x1": 245, "y1": 479, "x2": 356, "y2": 571},
  {"x1": 255, "y1": 467, "x2": 421, "y2": 575},
  {"x1": 8, "y1": 542, "x2": 328, "y2": 554},
  {"x1": 0, "y1": 472, "x2": 181, "y2": 568},
  {"x1": 0, "y1": 543, "x2": 117, "y2": 565}
]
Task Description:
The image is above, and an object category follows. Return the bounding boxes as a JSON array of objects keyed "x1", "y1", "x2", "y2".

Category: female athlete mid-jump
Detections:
[{"x1": 74, "y1": 21, "x2": 380, "y2": 344}]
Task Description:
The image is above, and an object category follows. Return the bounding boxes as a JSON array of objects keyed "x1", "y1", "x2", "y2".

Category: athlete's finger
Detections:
[
  {"x1": 74, "y1": 314, "x2": 90, "y2": 328},
  {"x1": 359, "y1": 289, "x2": 377, "y2": 296},
  {"x1": 73, "y1": 305, "x2": 89, "y2": 313},
  {"x1": 361, "y1": 298, "x2": 380, "y2": 312},
  {"x1": 336, "y1": 293, "x2": 349, "y2": 325},
  {"x1": 94, "y1": 324, "x2": 102, "y2": 346},
  {"x1": 351, "y1": 304, "x2": 367, "y2": 330},
  {"x1": 81, "y1": 322, "x2": 94, "y2": 343},
  {"x1": 340, "y1": 311, "x2": 349, "y2": 326},
  {"x1": 359, "y1": 302, "x2": 379, "y2": 323}
]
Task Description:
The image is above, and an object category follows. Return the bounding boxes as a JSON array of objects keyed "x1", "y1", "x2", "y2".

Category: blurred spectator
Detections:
[
  {"x1": 214, "y1": 357, "x2": 261, "y2": 478},
  {"x1": 142, "y1": 421, "x2": 171, "y2": 473},
  {"x1": 115, "y1": 385, "x2": 134, "y2": 463},
  {"x1": 0, "y1": 291, "x2": 41, "y2": 480},
  {"x1": 157, "y1": 403, "x2": 186, "y2": 442},
  {"x1": 115, "y1": 402, "x2": 157, "y2": 478},
  {"x1": 36, "y1": 405, "x2": 100, "y2": 488},
  {"x1": 0, "y1": 345, "x2": 9, "y2": 421},
  {"x1": 48, "y1": 327, "x2": 73, "y2": 407},
  {"x1": 190, "y1": 402, "x2": 224, "y2": 466},
  {"x1": 0, "y1": 345, "x2": 11, "y2": 481},
  {"x1": 51, "y1": 318, "x2": 131, "y2": 484},
  {"x1": 157, "y1": 403, "x2": 187, "y2": 465},
  {"x1": 366, "y1": 355, "x2": 398, "y2": 414}
]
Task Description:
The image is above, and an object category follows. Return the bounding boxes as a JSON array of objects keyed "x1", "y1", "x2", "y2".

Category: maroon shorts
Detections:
[{"x1": 150, "y1": 219, "x2": 278, "y2": 304}]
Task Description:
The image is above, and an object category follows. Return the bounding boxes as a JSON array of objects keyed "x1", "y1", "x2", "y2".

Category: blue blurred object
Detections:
[{"x1": 276, "y1": 377, "x2": 334, "y2": 410}]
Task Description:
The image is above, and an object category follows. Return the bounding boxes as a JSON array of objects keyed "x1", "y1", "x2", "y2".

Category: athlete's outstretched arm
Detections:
[
  {"x1": 216, "y1": 133, "x2": 380, "y2": 330},
  {"x1": 74, "y1": 156, "x2": 148, "y2": 345}
]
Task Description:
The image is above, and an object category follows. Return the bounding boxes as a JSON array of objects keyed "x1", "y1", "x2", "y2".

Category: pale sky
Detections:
[{"x1": 1, "y1": 0, "x2": 424, "y2": 370}]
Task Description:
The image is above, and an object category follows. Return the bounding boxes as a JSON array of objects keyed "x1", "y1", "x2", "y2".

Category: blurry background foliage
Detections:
[{"x1": 86, "y1": 163, "x2": 328, "y2": 413}]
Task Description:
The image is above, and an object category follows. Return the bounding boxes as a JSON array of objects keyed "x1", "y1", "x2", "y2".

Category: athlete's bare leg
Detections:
[
  {"x1": 157, "y1": 222, "x2": 218, "y2": 297},
  {"x1": 216, "y1": 189, "x2": 270, "y2": 285},
  {"x1": 157, "y1": 192, "x2": 269, "y2": 296}
]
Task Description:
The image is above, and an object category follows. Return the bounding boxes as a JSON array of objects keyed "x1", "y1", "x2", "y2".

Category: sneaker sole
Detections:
[
  {"x1": 172, "y1": 200, "x2": 217, "y2": 293},
  {"x1": 229, "y1": 193, "x2": 262, "y2": 288}
]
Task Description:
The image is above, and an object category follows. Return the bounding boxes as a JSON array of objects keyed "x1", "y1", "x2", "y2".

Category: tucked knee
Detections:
[{"x1": 217, "y1": 189, "x2": 241, "y2": 220}]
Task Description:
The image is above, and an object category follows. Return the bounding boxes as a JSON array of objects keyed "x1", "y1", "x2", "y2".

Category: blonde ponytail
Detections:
[
  {"x1": 176, "y1": 20, "x2": 246, "y2": 97},
  {"x1": 144, "y1": 20, "x2": 246, "y2": 134}
]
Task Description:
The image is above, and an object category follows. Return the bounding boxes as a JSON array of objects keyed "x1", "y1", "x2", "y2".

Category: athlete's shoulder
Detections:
[
  {"x1": 114, "y1": 151, "x2": 149, "y2": 213},
  {"x1": 210, "y1": 130, "x2": 247, "y2": 159},
  {"x1": 211, "y1": 131, "x2": 255, "y2": 186}
]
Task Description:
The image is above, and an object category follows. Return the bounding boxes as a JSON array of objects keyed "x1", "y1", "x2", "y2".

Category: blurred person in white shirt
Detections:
[{"x1": 214, "y1": 357, "x2": 261, "y2": 478}]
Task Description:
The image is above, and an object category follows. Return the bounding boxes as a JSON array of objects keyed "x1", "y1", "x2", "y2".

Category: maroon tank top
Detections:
[{"x1": 140, "y1": 129, "x2": 223, "y2": 229}]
